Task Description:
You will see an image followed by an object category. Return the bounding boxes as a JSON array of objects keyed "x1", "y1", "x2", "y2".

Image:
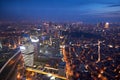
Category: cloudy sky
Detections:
[{"x1": 0, "y1": 0, "x2": 120, "y2": 23}]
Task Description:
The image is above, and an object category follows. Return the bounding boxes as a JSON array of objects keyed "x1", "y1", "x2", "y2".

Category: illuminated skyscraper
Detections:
[
  {"x1": 0, "y1": 41, "x2": 2, "y2": 49},
  {"x1": 49, "y1": 36, "x2": 52, "y2": 46},
  {"x1": 21, "y1": 43, "x2": 34, "y2": 67},
  {"x1": 96, "y1": 40, "x2": 101, "y2": 63},
  {"x1": 105, "y1": 22, "x2": 109, "y2": 29}
]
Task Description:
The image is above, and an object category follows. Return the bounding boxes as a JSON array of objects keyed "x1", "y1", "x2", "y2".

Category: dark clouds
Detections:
[
  {"x1": 108, "y1": 4, "x2": 120, "y2": 7},
  {"x1": 0, "y1": 0, "x2": 120, "y2": 23}
]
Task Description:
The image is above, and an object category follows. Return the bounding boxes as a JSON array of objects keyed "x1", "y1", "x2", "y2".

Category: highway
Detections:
[
  {"x1": 0, "y1": 49, "x2": 24, "y2": 80},
  {"x1": 26, "y1": 67, "x2": 67, "y2": 80},
  {"x1": 0, "y1": 47, "x2": 66, "y2": 80}
]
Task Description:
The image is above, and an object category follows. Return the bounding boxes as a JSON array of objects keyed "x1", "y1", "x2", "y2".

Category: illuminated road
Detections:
[
  {"x1": 26, "y1": 67, "x2": 66, "y2": 80},
  {"x1": 0, "y1": 49, "x2": 24, "y2": 80}
]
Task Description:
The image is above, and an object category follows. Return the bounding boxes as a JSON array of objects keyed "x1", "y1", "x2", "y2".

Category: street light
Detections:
[
  {"x1": 50, "y1": 76, "x2": 55, "y2": 80},
  {"x1": 47, "y1": 73, "x2": 52, "y2": 77}
]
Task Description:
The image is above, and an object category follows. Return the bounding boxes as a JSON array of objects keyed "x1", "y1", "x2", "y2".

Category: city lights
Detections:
[
  {"x1": 19, "y1": 45, "x2": 26, "y2": 51},
  {"x1": 30, "y1": 36, "x2": 39, "y2": 42},
  {"x1": 0, "y1": 0, "x2": 119, "y2": 80}
]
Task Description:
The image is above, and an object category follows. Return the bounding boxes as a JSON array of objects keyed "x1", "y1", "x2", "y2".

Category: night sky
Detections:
[{"x1": 0, "y1": 0, "x2": 120, "y2": 23}]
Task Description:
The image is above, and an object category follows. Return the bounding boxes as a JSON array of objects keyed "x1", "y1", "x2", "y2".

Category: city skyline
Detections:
[
  {"x1": 0, "y1": 0, "x2": 120, "y2": 23},
  {"x1": 0, "y1": 1, "x2": 120, "y2": 79}
]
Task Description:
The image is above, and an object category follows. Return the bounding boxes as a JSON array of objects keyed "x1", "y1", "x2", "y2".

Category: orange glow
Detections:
[
  {"x1": 98, "y1": 74, "x2": 108, "y2": 80},
  {"x1": 72, "y1": 64, "x2": 76, "y2": 69},
  {"x1": 76, "y1": 73, "x2": 80, "y2": 78},
  {"x1": 26, "y1": 78, "x2": 32, "y2": 80},
  {"x1": 26, "y1": 67, "x2": 66, "y2": 80},
  {"x1": 62, "y1": 47, "x2": 74, "y2": 79},
  {"x1": 98, "y1": 74, "x2": 102, "y2": 78},
  {"x1": 18, "y1": 40, "x2": 21, "y2": 45},
  {"x1": 31, "y1": 72, "x2": 35, "y2": 76},
  {"x1": 100, "y1": 70, "x2": 104, "y2": 74},
  {"x1": 17, "y1": 73, "x2": 21, "y2": 79},
  {"x1": 101, "y1": 76, "x2": 108, "y2": 80},
  {"x1": 107, "y1": 57, "x2": 112, "y2": 60},
  {"x1": 103, "y1": 67, "x2": 107, "y2": 70}
]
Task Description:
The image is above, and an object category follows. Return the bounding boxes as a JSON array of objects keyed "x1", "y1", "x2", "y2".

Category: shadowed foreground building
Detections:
[{"x1": 0, "y1": 50, "x2": 25, "y2": 80}]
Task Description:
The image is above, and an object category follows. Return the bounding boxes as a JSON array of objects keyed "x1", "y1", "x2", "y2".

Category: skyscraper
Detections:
[
  {"x1": 96, "y1": 40, "x2": 101, "y2": 63},
  {"x1": 104, "y1": 22, "x2": 109, "y2": 29},
  {"x1": 22, "y1": 43, "x2": 34, "y2": 67},
  {"x1": 0, "y1": 41, "x2": 2, "y2": 49}
]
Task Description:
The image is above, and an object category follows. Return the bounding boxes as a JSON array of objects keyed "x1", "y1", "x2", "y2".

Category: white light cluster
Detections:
[
  {"x1": 30, "y1": 36, "x2": 39, "y2": 42},
  {"x1": 19, "y1": 45, "x2": 26, "y2": 51}
]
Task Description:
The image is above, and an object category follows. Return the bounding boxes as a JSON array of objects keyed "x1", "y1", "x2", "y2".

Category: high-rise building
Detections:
[
  {"x1": 105, "y1": 22, "x2": 109, "y2": 29},
  {"x1": 0, "y1": 41, "x2": 2, "y2": 49},
  {"x1": 22, "y1": 43, "x2": 34, "y2": 67},
  {"x1": 96, "y1": 40, "x2": 101, "y2": 63}
]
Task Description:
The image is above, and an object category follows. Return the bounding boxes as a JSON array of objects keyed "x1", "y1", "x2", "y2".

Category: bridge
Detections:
[{"x1": 26, "y1": 67, "x2": 66, "y2": 80}]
